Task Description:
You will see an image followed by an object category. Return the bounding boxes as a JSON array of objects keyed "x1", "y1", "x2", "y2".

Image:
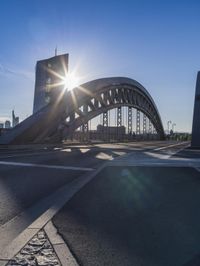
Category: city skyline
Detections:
[{"x1": 1, "y1": 0, "x2": 200, "y2": 132}]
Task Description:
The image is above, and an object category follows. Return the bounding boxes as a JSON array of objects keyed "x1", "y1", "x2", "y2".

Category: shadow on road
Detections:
[{"x1": 53, "y1": 166, "x2": 200, "y2": 266}]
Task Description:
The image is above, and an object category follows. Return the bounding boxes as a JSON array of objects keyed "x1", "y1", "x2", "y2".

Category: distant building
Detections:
[
  {"x1": 97, "y1": 124, "x2": 126, "y2": 135},
  {"x1": 0, "y1": 123, "x2": 4, "y2": 129},
  {"x1": 5, "y1": 120, "x2": 11, "y2": 128},
  {"x1": 33, "y1": 53, "x2": 69, "y2": 114},
  {"x1": 12, "y1": 110, "x2": 19, "y2": 127}
]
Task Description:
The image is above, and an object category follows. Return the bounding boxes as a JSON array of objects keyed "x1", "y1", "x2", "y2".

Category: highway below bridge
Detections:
[{"x1": 1, "y1": 140, "x2": 200, "y2": 266}]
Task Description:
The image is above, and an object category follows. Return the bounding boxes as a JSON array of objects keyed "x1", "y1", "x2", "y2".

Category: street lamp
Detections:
[{"x1": 167, "y1": 120, "x2": 172, "y2": 134}]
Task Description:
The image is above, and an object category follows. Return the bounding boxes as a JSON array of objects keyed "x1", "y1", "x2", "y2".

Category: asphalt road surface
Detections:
[
  {"x1": 0, "y1": 141, "x2": 185, "y2": 226},
  {"x1": 0, "y1": 140, "x2": 191, "y2": 266},
  {"x1": 53, "y1": 165, "x2": 200, "y2": 266}
]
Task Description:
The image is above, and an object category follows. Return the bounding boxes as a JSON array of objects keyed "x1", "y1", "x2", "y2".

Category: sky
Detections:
[{"x1": 0, "y1": 0, "x2": 200, "y2": 133}]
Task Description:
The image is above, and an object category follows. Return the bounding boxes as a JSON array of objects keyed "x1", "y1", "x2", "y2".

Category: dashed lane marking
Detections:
[{"x1": 0, "y1": 161, "x2": 94, "y2": 171}]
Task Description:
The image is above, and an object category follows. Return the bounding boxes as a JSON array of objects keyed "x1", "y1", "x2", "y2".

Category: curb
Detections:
[
  {"x1": 0, "y1": 163, "x2": 105, "y2": 265},
  {"x1": 44, "y1": 221, "x2": 79, "y2": 266}
]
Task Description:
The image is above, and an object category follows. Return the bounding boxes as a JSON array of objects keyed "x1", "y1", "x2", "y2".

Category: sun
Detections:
[{"x1": 63, "y1": 72, "x2": 80, "y2": 91}]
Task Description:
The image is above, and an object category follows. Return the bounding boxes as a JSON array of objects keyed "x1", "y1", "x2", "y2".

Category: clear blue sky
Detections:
[{"x1": 0, "y1": 0, "x2": 200, "y2": 132}]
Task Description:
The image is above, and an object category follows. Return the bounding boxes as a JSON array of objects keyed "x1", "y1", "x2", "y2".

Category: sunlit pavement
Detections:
[{"x1": 0, "y1": 141, "x2": 192, "y2": 265}]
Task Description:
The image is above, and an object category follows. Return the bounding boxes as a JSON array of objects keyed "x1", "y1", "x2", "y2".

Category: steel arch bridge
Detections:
[
  {"x1": 64, "y1": 77, "x2": 164, "y2": 139},
  {"x1": 0, "y1": 77, "x2": 165, "y2": 144}
]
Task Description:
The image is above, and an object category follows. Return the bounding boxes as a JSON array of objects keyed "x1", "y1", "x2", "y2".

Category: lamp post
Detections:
[{"x1": 167, "y1": 120, "x2": 172, "y2": 135}]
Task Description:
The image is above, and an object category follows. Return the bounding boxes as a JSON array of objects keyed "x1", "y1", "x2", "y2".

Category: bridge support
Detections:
[
  {"x1": 149, "y1": 120, "x2": 152, "y2": 134},
  {"x1": 128, "y1": 107, "x2": 132, "y2": 139},
  {"x1": 117, "y1": 107, "x2": 122, "y2": 140},
  {"x1": 82, "y1": 104, "x2": 89, "y2": 142},
  {"x1": 136, "y1": 110, "x2": 140, "y2": 136},
  {"x1": 143, "y1": 114, "x2": 146, "y2": 138},
  {"x1": 128, "y1": 107, "x2": 132, "y2": 134},
  {"x1": 103, "y1": 111, "x2": 108, "y2": 141}
]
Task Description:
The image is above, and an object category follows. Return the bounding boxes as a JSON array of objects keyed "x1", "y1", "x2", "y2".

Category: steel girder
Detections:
[{"x1": 61, "y1": 77, "x2": 165, "y2": 140}]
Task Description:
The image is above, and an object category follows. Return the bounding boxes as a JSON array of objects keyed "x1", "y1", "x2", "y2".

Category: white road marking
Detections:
[
  {"x1": 95, "y1": 152, "x2": 113, "y2": 160},
  {"x1": 167, "y1": 143, "x2": 191, "y2": 158},
  {"x1": 144, "y1": 151, "x2": 171, "y2": 160},
  {"x1": 0, "y1": 150, "x2": 62, "y2": 159},
  {"x1": 80, "y1": 148, "x2": 90, "y2": 153},
  {"x1": 61, "y1": 148, "x2": 71, "y2": 152},
  {"x1": 0, "y1": 147, "x2": 89, "y2": 159},
  {"x1": 153, "y1": 142, "x2": 188, "y2": 151},
  {"x1": 0, "y1": 161, "x2": 93, "y2": 171},
  {"x1": 108, "y1": 159, "x2": 200, "y2": 168}
]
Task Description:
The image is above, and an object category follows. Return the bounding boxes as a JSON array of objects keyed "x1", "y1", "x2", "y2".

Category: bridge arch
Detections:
[
  {"x1": 64, "y1": 77, "x2": 165, "y2": 140},
  {"x1": 0, "y1": 77, "x2": 165, "y2": 144}
]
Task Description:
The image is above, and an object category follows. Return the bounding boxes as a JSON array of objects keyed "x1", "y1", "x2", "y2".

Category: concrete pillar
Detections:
[{"x1": 191, "y1": 72, "x2": 200, "y2": 148}]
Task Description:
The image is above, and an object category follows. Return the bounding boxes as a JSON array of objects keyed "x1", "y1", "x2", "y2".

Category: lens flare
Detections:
[{"x1": 63, "y1": 72, "x2": 80, "y2": 91}]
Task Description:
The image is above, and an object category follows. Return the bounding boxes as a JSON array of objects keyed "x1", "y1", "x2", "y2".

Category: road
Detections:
[
  {"x1": 50, "y1": 141, "x2": 200, "y2": 266},
  {"x1": 0, "y1": 140, "x2": 190, "y2": 265},
  {"x1": 0, "y1": 143, "x2": 118, "y2": 226},
  {"x1": 0, "y1": 141, "x2": 186, "y2": 226}
]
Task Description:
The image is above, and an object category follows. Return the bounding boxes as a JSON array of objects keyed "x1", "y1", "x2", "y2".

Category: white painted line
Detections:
[
  {"x1": 107, "y1": 158, "x2": 200, "y2": 168},
  {"x1": 0, "y1": 150, "x2": 61, "y2": 159},
  {"x1": 0, "y1": 161, "x2": 94, "y2": 172},
  {"x1": 153, "y1": 142, "x2": 188, "y2": 151},
  {"x1": 167, "y1": 143, "x2": 191, "y2": 158},
  {"x1": 107, "y1": 162, "x2": 199, "y2": 168},
  {"x1": 0, "y1": 147, "x2": 89, "y2": 159}
]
